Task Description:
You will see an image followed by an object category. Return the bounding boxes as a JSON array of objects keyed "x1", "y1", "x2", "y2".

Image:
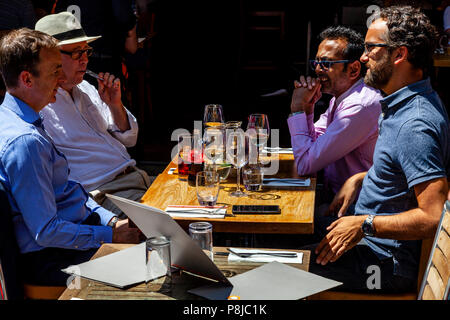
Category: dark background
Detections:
[{"x1": 124, "y1": 0, "x2": 448, "y2": 165}]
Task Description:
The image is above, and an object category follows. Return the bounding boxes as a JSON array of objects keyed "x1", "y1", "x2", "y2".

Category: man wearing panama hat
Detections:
[{"x1": 35, "y1": 12, "x2": 151, "y2": 218}]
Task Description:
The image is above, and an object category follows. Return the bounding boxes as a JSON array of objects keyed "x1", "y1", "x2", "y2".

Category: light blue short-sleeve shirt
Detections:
[{"x1": 355, "y1": 78, "x2": 449, "y2": 279}]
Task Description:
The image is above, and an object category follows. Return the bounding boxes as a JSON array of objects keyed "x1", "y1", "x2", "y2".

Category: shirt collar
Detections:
[
  {"x1": 1, "y1": 92, "x2": 42, "y2": 125},
  {"x1": 379, "y1": 78, "x2": 432, "y2": 110}
]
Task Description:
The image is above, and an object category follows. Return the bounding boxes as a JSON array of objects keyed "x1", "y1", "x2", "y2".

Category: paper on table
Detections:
[
  {"x1": 62, "y1": 243, "x2": 147, "y2": 288},
  {"x1": 164, "y1": 205, "x2": 227, "y2": 219},
  {"x1": 189, "y1": 261, "x2": 342, "y2": 300},
  {"x1": 263, "y1": 178, "x2": 311, "y2": 187},
  {"x1": 228, "y1": 248, "x2": 303, "y2": 264}
]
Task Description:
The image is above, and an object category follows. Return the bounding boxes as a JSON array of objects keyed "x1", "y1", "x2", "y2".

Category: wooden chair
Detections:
[
  {"x1": 0, "y1": 182, "x2": 65, "y2": 300},
  {"x1": 309, "y1": 201, "x2": 450, "y2": 300},
  {"x1": 418, "y1": 200, "x2": 450, "y2": 300}
]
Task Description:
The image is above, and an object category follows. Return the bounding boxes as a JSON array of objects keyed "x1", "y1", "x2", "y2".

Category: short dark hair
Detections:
[
  {"x1": 378, "y1": 6, "x2": 439, "y2": 75},
  {"x1": 0, "y1": 28, "x2": 58, "y2": 89},
  {"x1": 319, "y1": 26, "x2": 365, "y2": 74}
]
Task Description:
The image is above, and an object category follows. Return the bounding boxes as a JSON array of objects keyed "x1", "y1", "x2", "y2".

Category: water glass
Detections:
[
  {"x1": 196, "y1": 171, "x2": 220, "y2": 206},
  {"x1": 242, "y1": 166, "x2": 264, "y2": 192},
  {"x1": 189, "y1": 222, "x2": 213, "y2": 261},
  {"x1": 146, "y1": 236, "x2": 171, "y2": 284}
]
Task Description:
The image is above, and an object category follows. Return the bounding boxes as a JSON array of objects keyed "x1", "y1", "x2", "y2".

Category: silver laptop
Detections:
[
  {"x1": 105, "y1": 194, "x2": 231, "y2": 286},
  {"x1": 106, "y1": 194, "x2": 342, "y2": 300}
]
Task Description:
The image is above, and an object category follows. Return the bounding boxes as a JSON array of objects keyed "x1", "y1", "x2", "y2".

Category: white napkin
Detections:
[
  {"x1": 164, "y1": 205, "x2": 227, "y2": 219},
  {"x1": 262, "y1": 147, "x2": 293, "y2": 154},
  {"x1": 227, "y1": 248, "x2": 303, "y2": 264}
]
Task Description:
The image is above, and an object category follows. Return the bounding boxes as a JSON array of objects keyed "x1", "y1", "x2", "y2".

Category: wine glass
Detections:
[
  {"x1": 226, "y1": 127, "x2": 249, "y2": 197},
  {"x1": 203, "y1": 104, "x2": 224, "y2": 128},
  {"x1": 203, "y1": 126, "x2": 225, "y2": 174},
  {"x1": 247, "y1": 114, "x2": 270, "y2": 164}
]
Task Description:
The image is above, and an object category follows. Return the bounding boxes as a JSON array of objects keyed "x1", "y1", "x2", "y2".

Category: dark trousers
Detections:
[
  {"x1": 19, "y1": 247, "x2": 98, "y2": 286},
  {"x1": 301, "y1": 215, "x2": 416, "y2": 293}
]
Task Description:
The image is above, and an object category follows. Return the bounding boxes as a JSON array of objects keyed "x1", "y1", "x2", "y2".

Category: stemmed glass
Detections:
[
  {"x1": 203, "y1": 104, "x2": 224, "y2": 128},
  {"x1": 247, "y1": 114, "x2": 270, "y2": 165},
  {"x1": 203, "y1": 126, "x2": 225, "y2": 174},
  {"x1": 226, "y1": 126, "x2": 249, "y2": 197}
]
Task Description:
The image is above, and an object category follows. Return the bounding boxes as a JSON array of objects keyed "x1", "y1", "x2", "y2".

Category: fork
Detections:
[
  {"x1": 227, "y1": 248, "x2": 297, "y2": 258},
  {"x1": 165, "y1": 205, "x2": 227, "y2": 215}
]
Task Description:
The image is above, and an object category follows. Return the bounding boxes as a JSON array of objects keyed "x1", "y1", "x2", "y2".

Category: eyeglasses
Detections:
[
  {"x1": 363, "y1": 43, "x2": 389, "y2": 54},
  {"x1": 60, "y1": 47, "x2": 93, "y2": 60},
  {"x1": 309, "y1": 59, "x2": 351, "y2": 71}
]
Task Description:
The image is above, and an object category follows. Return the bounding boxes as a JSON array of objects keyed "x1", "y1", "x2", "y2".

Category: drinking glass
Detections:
[
  {"x1": 226, "y1": 126, "x2": 249, "y2": 197},
  {"x1": 247, "y1": 114, "x2": 270, "y2": 164},
  {"x1": 177, "y1": 133, "x2": 192, "y2": 180},
  {"x1": 203, "y1": 126, "x2": 225, "y2": 173},
  {"x1": 146, "y1": 236, "x2": 171, "y2": 285},
  {"x1": 242, "y1": 166, "x2": 264, "y2": 192},
  {"x1": 203, "y1": 104, "x2": 224, "y2": 127},
  {"x1": 196, "y1": 171, "x2": 220, "y2": 206},
  {"x1": 189, "y1": 222, "x2": 213, "y2": 261}
]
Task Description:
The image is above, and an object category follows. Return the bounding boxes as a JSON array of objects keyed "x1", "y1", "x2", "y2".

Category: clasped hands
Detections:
[{"x1": 290, "y1": 76, "x2": 322, "y2": 114}]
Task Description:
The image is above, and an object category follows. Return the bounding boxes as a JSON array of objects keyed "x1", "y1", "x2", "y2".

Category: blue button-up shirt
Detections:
[
  {"x1": 355, "y1": 78, "x2": 450, "y2": 279},
  {"x1": 0, "y1": 93, "x2": 114, "y2": 254}
]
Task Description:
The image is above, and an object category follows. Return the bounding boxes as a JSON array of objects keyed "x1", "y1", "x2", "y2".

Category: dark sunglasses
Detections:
[
  {"x1": 309, "y1": 59, "x2": 351, "y2": 71},
  {"x1": 60, "y1": 47, "x2": 93, "y2": 60}
]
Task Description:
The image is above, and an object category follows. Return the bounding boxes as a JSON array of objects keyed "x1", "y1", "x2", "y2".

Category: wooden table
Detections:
[
  {"x1": 58, "y1": 243, "x2": 310, "y2": 300},
  {"x1": 140, "y1": 153, "x2": 316, "y2": 234},
  {"x1": 433, "y1": 53, "x2": 450, "y2": 68}
]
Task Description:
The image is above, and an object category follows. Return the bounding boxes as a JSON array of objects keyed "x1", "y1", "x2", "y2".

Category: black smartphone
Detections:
[{"x1": 232, "y1": 205, "x2": 281, "y2": 215}]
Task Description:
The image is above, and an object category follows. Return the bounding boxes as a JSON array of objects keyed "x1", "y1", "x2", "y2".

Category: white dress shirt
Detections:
[{"x1": 40, "y1": 80, "x2": 138, "y2": 191}]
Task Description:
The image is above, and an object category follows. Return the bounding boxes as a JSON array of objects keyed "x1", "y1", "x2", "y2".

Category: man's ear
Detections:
[
  {"x1": 393, "y1": 46, "x2": 408, "y2": 65},
  {"x1": 18, "y1": 70, "x2": 33, "y2": 88},
  {"x1": 348, "y1": 60, "x2": 361, "y2": 80}
]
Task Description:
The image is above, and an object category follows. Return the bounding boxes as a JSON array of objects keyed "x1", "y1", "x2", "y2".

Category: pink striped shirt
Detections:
[{"x1": 287, "y1": 79, "x2": 382, "y2": 194}]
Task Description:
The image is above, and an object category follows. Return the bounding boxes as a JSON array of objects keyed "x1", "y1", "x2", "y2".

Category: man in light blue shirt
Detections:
[{"x1": 0, "y1": 28, "x2": 141, "y2": 286}]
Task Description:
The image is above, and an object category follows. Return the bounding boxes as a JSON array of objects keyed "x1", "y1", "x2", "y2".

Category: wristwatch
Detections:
[
  {"x1": 107, "y1": 216, "x2": 119, "y2": 228},
  {"x1": 362, "y1": 215, "x2": 376, "y2": 237}
]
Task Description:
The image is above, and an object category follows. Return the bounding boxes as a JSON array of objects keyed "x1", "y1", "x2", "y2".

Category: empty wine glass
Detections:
[
  {"x1": 226, "y1": 126, "x2": 249, "y2": 197},
  {"x1": 247, "y1": 114, "x2": 270, "y2": 164},
  {"x1": 203, "y1": 104, "x2": 224, "y2": 128},
  {"x1": 203, "y1": 126, "x2": 225, "y2": 173}
]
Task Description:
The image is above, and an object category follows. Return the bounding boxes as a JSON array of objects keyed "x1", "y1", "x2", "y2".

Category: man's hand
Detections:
[
  {"x1": 325, "y1": 172, "x2": 367, "y2": 217},
  {"x1": 112, "y1": 219, "x2": 142, "y2": 244},
  {"x1": 97, "y1": 72, "x2": 122, "y2": 109},
  {"x1": 290, "y1": 76, "x2": 322, "y2": 115},
  {"x1": 315, "y1": 215, "x2": 366, "y2": 265},
  {"x1": 97, "y1": 72, "x2": 130, "y2": 132}
]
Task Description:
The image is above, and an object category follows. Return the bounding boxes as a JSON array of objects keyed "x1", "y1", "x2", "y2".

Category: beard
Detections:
[{"x1": 364, "y1": 53, "x2": 393, "y2": 90}]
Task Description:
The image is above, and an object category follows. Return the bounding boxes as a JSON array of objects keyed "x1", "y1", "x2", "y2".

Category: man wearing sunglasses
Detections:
[
  {"x1": 35, "y1": 12, "x2": 151, "y2": 218},
  {"x1": 288, "y1": 26, "x2": 382, "y2": 208},
  {"x1": 304, "y1": 6, "x2": 449, "y2": 293}
]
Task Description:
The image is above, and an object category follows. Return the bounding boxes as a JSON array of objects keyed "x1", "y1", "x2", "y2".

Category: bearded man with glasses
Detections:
[
  {"x1": 35, "y1": 12, "x2": 151, "y2": 218},
  {"x1": 288, "y1": 26, "x2": 382, "y2": 210}
]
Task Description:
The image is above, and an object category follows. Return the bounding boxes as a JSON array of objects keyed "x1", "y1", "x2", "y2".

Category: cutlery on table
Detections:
[{"x1": 227, "y1": 248, "x2": 297, "y2": 258}]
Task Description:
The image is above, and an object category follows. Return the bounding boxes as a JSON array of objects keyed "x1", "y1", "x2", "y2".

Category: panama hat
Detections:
[{"x1": 35, "y1": 11, "x2": 101, "y2": 46}]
